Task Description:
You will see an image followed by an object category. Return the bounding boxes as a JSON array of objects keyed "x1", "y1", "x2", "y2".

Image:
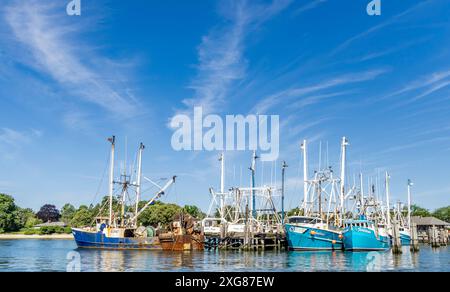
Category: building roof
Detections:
[
  {"x1": 35, "y1": 222, "x2": 67, "y2": 228},
  {"x1": 412, "y1": 216, "x2": 450, "y2": 226}
]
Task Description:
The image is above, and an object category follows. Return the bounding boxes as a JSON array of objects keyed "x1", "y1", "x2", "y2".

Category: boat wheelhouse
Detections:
[{"x1": 342, "y1": 219, "x2": 391, "y2": 251}]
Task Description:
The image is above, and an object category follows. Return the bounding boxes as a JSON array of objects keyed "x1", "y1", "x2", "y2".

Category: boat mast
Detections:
[
  {"x1": 108, "y1": 136, "x2": 116, "y2": 226},
  {"x1": 220, "y1": 152, "x2": 225, "y2": 221},
  {"x1": 281, "y1": 161, "x2": 288, "y2": 224},
  {"x1": 339, "y1": 137, "x2": 348, "y2": 224},
  {"x1": 301, "y1": 140, "x2": 308, "y2": 214},
  {"x1": 359, "y1": 173, "x2": 364, "y2": 215},
  {"x1": 250, "y1": 151, "x2": 258, "y2": 219},
  {"x1": 385, "y1": 172, "x2": 391, "y2": 228},
  {"x1": 134, "y1": 143, "x2": 145, "y2": 226},
  {"x1": 407, "y1": 179, "x2": 413, "y2": 229}
]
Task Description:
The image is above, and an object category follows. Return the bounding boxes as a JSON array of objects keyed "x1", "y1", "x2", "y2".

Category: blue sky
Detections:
[{"x1": 0, "y1": 0, "x2": 449, "y2": 212}]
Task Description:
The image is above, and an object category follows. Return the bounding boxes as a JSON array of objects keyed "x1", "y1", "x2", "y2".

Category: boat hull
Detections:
[
  {"x1": 72, "y1": 228, "x2": 162, "y2": 250},
  {"x1": 285, "y1": 224, "x2": 343, "y2": 251},
  {"x1": 159, "y1": 233, "x2": 205, "y2": 251},
  {"x1": 400, "y1": 232, "x2": 411, "y2": 246},
  {"x1": 343, "y1": 227, "x2": 391, "y2": 251}
]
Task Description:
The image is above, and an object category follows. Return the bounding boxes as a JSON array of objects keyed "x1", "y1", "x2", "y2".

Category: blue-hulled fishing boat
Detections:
[
  {"x1": 285, "y1": 216, "x2": 343, "y2": 250},
  {"x1": 399, "y1": 228, "x2": 411, "y2": 246},
  {"x1": 72, "y1": 136, "x2": 178, "y2": 250},
  {"x1": 342, "y1": 218, "x2": 391, "y2": 251},
  {"x1": 72, "y1": 223, "x2": 161, "y2": 250},
  {"x1": 284, "y1": 138, "x2": 348, "y2": 251}
]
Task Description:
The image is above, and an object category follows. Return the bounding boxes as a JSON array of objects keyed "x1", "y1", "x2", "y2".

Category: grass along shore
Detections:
[{"x1": 0, "y1": 233, "x2": 74, "y2": 240}]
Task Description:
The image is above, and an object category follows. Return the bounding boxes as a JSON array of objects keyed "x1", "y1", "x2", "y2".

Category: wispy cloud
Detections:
[
  {"x1": 292, "y1": 0, "x2": 327, "y2": 16},
  {"x1": 389, "y1": 70, "x2": 450, "y2": 98},
  {"x1": 329, "y1": 1, "x2": 430, "y2": 56},
  {"x1": 252, "y1": 69, "x2": 387, "y2": 114},
  {"x1": 350, "y1": 37, "x2": 431, "y2": 63},
  {"x1": 0, "y1": 128, "x2": 42, "y2": 159},
  {"x1": 376, "y1": 136, "x2": 450, "y2": 156},
  {"x1": 382, "y1": 70, "x2": 450, "y2": 108},
  {"x1": 179, "y1": 0, "x2": 291, "y2": 115},
  {"x1": 4, "y1": 0, "x2": 139, "y2": 117},
  {"x1": 290, "y1": 90, "x2": 355, "y2": 109}
]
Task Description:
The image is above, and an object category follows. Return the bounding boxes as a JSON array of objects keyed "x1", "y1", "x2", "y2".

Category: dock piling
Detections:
[
  {"x1": 429, "y1": 226, "x2": 440, "y2": 248},
  {"x1": 391, "y1": 219, "x2": 402, "y2": 254},
  {"x1": 410, "y1": 223, "x2": 420, "y2": 252}
]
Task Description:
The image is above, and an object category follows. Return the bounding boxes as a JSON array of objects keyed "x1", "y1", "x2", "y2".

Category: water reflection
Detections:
[{"x1": 0, "y1": 240, "x2": 448, "y2": 272}]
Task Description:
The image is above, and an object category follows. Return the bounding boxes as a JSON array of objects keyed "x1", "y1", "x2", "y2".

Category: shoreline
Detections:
[{"x1": 0, "y1": 234, "x2": 74, "y2": 240}]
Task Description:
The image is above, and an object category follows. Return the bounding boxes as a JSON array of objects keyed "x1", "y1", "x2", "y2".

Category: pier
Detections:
[
  {"x1": 205, "y1": 233, "x2": 286, "y2": 251},
  {"x1": 413, "y1": 216, "x2": 449, "y2": 247}
]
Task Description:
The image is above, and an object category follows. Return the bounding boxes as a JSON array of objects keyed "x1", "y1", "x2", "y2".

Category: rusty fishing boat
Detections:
[{"x1": 72, "y1": 136, "x2": 203, "y2": 250}]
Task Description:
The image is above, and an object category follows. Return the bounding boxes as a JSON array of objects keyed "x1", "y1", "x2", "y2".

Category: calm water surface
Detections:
[{"x1": 0, "y1": 239, "x2": 448, "y2": 272}]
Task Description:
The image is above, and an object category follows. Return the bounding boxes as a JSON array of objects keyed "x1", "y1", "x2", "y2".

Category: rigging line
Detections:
[
  {"x1": 261, "y1": 161, "x2": 264, "y2": 186},
  {"x1": 91, "y1": 199, "x2": 110, "y2": 227},
  {"x1": 90, "y1": 151, "x2": 111, "y2": 206},
  {"x1": 124, "y1": 136, "x2": 128, "y2": 176},
  {"x1": 273, "y1": 159, "x2": 277, "y2": 188},
  {"x1": 270, "y1": 160, "x2": 273, "y2": 186},
  {"x1": 239, "y1": 165, "x2": 243, "y2": 187},
  {"x1": 130, "y1": 149, "x2": 138, "y2": 182},
  {"x1": 233, "y1": 164, "x2": 236, "y2": 187}
]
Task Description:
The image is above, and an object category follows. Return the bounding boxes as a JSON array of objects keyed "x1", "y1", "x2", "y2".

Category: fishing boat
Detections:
[
  {"x1": 342, "y1": 172, "x2": 393, "y2": 251},
  {"x1": 342, "y1": 217, "x2": 391, "y2": 251},
  {"x1": 158, "y1": 213, "x2": 204, "y2": 251},
  {"x1": 72, "y1": 136, "x2": 181, "y2": 250},
  {"x1": 398, "y1": 179, "x2": 415, "y2": 246},
  {"x1": 393, "y1": 201, "x2": 411, "y2": 246},
  {"x1": 285, "y1": 216, "x2": 343, "y2": 250},
  {"x1": 399, "y1": 227, "x2": 411, "y2": 246},
  {"x1": 285, "y1": 138, "x2": 348, "y2": 251}
]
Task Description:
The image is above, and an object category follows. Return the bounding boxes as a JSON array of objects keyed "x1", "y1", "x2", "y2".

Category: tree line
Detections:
[{"x1": 0, "y1": 193, "x2": 206, "y2": 234}]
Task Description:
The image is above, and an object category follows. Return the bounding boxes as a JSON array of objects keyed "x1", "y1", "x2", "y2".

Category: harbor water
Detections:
[{"x1": 0, "y1": 239, "x2": 448, "y2": 272}]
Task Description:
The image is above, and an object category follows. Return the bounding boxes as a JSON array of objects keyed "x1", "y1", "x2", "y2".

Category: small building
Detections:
[{"x1": 412, "y1": 216, "x2": 450, "y2": 243}]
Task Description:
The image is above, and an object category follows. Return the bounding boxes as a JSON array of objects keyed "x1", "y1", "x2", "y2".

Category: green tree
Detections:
[
  {"x1": 17, "y1": 208, "x2": 41, "y2": 228},
  {"x1": 90, "y1": 196, "x2": 120, "y2": 218},
  {"x1": 183, "y1": 205, "x2": 205, "y2": 219},
  {"x1": 70, "y1": 205, "x2": 94, "y2": 227},
  {"x1": 287, "y1": 207, "x2": 303, "y2": 217},
  {"x1": 410, "y1": 204, "x2": 431, "y2": 217},
  {"x1": 138, "y1": 201, "x2": 182, "y2": 227},
  {"x1": 61, "y1": 204, "x2": 76, "y2": 225},
  {"x1": 433, "y1": 206, "x2": 450, "y2": 223},
  {"x1": 0, "y1": 194, "x2": 21, "y2": 233}
]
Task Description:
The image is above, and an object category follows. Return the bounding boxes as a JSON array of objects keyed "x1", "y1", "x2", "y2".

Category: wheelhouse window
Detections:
[{"x1": 288, "y1": 217, "x2": 320, "y2": 224}]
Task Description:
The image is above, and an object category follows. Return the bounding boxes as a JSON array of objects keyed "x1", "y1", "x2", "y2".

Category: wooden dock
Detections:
[{"x1": 205, "y1": 233, "x2": 286, "y2": 251}]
